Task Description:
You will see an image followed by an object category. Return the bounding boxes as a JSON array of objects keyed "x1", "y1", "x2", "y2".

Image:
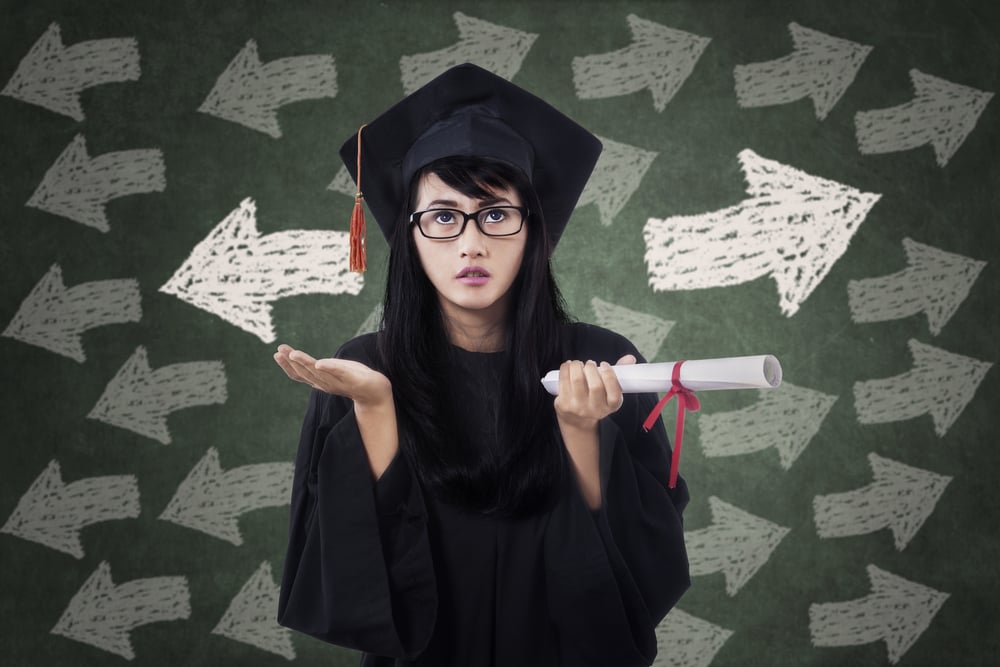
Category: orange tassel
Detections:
[{"x1": 349, "y1": 124, "x2": 367, "y2": 273}]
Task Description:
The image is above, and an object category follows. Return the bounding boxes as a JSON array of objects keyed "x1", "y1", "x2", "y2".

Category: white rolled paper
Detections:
[{"x1": 541, "y1": 355, "x2": 782, "y2": 395}]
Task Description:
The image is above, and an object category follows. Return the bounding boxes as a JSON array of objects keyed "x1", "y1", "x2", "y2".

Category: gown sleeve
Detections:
[
  {"x1": 544, "y1": 329, "x2": 690, "y2": 666},
  {"x1": 276, "y1": 351, "x2": 437, "y2": 660}
]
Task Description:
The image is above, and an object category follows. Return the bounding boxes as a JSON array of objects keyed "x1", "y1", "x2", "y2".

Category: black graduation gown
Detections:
[{"x1": 277, "y1": 323, "x2": 690, "y2": 667}]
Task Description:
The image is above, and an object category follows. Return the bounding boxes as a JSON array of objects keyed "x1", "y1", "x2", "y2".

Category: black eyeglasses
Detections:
[{"x1": 409, "y1": 206, "x2": 528, "y2": 239}]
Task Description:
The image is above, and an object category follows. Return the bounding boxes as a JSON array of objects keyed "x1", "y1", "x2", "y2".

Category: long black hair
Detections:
[{"x1": 376, "y1": 156, "x2": 571, "y2": 516}]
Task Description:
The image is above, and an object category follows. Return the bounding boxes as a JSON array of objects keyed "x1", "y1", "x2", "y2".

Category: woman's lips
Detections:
[{"x1": 456, "y1": 266, "x2": 490, "y2": 285}]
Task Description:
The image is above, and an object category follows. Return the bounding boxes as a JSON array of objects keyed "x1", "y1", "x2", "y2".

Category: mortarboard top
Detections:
[{"x1": 339, "y1": 63, "x2": 603, "y2": 253}]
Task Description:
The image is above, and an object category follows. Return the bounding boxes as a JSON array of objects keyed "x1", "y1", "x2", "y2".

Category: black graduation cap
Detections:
[{"x1": 340, "y1": 63, "x2": 602, "y2": 270}]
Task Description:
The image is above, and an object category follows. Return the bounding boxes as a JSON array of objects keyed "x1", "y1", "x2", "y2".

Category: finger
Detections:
[
  {"x1": 599, "y1": 361, "x2": 624, "y2": 411},
  {"x1": 582, "y1": 360, "x2": 605, "y2": 403},
  {"x1": 616, "y1": 354, "x2": 637, "y2": 366},
  {"x1": 273, "y1": 352, "x2": 305, "y2": 383}
]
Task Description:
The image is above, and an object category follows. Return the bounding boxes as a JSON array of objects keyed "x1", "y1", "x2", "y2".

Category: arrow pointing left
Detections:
[
  {"x1": 572, "y1": 14, "x2": 710, "y2": 112},
  {"x1": 400, "y1": 12, "x2": 537, "y2": 94},
  {"x1": 2, "y1": 460, "x2": 140, "y2": 559},
  {"x1": 87, "y1": 346, "x2": 227, "y2": 444},
  {"x1": 1, "y1": 22, "x2": 140, "y2": 121},
  {"x1": 51, "y1": 561, "x2": 191, "y2": 660},
  {"x1": 809, "y1": 564, "x2": 949, "y2": 664},
  {"x1": 27, "y1": 134, "x2": 166, "y2": 232},
  {"x1": 199, "y1": 39, "x2": 338, "y2": 138},
  {"x1": 212, "y1": 562, "x2": 295, "y2": 659},
  {"x1": 160, "y1": 198, "x2": 363, "y2": 343},
  {"x1": 3, "y1": 264, "x2": 141, "y2": 362},
  {"x1": 644, "y1": 149, "x2": 880, "y2": 316},
  {"x1": 159, "y1": 447, "x2": 293, "y2": 546}
]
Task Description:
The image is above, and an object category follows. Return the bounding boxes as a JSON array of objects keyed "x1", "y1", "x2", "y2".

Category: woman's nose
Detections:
[{"x1": 458, "y1": 218, "x2": 487, "y2": 256}]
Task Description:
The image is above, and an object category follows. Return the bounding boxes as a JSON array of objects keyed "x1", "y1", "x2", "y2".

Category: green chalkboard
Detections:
[{"x1": 1, "y1": 1, "x2": 997, "y2": 665}]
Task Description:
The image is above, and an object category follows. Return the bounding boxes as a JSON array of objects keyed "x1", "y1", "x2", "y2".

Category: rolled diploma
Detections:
[{"x1": 541, "y1": 355, "x2": 782, "y2": 395}]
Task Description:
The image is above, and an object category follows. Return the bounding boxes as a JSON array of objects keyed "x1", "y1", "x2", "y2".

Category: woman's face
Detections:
[{"x1": 411, "y1": 172, "x2": 527, "y2": 325}]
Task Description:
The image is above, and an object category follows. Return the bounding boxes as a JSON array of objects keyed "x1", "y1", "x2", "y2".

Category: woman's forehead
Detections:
[{"x1": 415, "y1": 172, "x2": 521, "y2": 206}]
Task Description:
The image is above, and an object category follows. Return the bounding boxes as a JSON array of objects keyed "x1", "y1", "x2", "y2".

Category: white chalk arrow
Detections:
[
  {"x1": 855, "y1": 69, "x2": 993, "y2": 166},
  {"x1": 356, "y1": 303, "x2": 384, "y2": 337},
  {"x1": 1, "y1": 22, "x2": 140, "y2": 121},
  {"x1": 654, "y1": 608, "x2": 733, "y2": 667},
  {"x1": 644, "y1": 149, "x2": 880, "y2": 316},
  {"x1": 572, "y1": 14, "x2": 710, "y2": 112},
  {"x1": 212, "y1": 561, "x2": 295, "y2": 659},
  {"x1": 734, "y1": 22, "x2": 872, "y2": 120},
  {"x1": 848, "y1": 237, "x2": 986, "y2": 335},
  {"x1": 853, "y1": 338, "x2": 991, "y2": 437},
  {"x1": 87, "y1": 346, "x2": 227, "y2": 444},
  {"x1": 686, "y1": 496, "x2": 789, "y2": 596},
  {"x1": 699, "y1": 382, "x2": 837, "y2": 469},
  {"x1": 26, "y1": 134, "x2": 166, "y2": 232},
  {"x1": 199, "y1": 39, "x2": 337, "y2": 138},
  {"x1": 590, "y1": 297, "x2": 674, "y2": 362},
  {"x1": 159, "y1": 448, "x2": 293, "y2": 546},
  {"x1": 2, "y1": 264, "x2": 141, "y2": 362},
  {"x1": 576, "y1": 135, "x2": 658, "y2": 226},
  {"x1": 399, "y1": 12, "x2": 537, "y2": 94},
  {"x1": 51, "y1": 561, "x2": 190, "y2": 660},
  {"x1": 159, "y1": 198, "x2": 363, "y2": 343},
  {"x1": 814, "y1": 453, "x2": 951, "y2": 551},
  {"x1": 327, "y1": 165, "x2": 356, "y2": 198},
  {"x1": 809, "y1": 564, "x2": 949, "y2": 664},
  {"x1": 1, "y1": 460, "x2": 140, "y2": 559}
]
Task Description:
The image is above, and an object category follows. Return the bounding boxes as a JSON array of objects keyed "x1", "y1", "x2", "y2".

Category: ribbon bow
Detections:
[{"x1": 642, "y1": 361, "x2": 700, "y2": 488}]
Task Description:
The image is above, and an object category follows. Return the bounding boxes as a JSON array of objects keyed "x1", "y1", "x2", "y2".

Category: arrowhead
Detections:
[
  {"x1": 2, "y1": 264, "x2": 85, "y2": 361},
  {"x1": 701, "y1": 496, "x2": 790, "y2": 596},
  {"x1": 787, "y1": 22, "x2": 872, "y2": 120},
  {"x1": 907, "y1": 339, "x2": 992, "y2": 436},
  {"x1": 909, "y1": 70, "x2": 993, "y2": 167},
  {"x1": 159, "y1": 448, "x2": 243, "y2": 545},
  {"x1": 27, "y1": 134, "x2": 113, "y2": 231},
  {"x1": 626, "y1": 14, "x2": 710, "y2": 111},
  {"x1": 867, "y1": 565, "x2": 950, "y2": 663},
  {"x1": 656, "y1": 608, "x2": 733, "y2": 666},
  {"x1": 577, "y1": 135, "x2": 658, "y2": 226},
  {"x1": 159, "y1": 198, "x2": 277, "y2": 342},
  {"x1": 1, "y1": 460, "x2": 84, "y2": 558},
  {"x1": 738, "y1": 149, "x2": 881, "y2": 315},
  {"x1": 200, "y1": 40, "x2": 280, "y2": 136},
  {"x1": 51, "y1": 561, "x2": 136, "y2": 659},
  {"x1": 868, "y1": 453, "x2": 952, "y2": 550},
  {"x1": 87, "y1": 346, "x2": 172, "y2": 443},
  {"x1": 2, "y1": 23, "x2": 86, "y2": 120},
  {"x1": 902, "y1": 238, "x2": 987, "y2": 335},
  {"x1": 212, "y1": 562, "x2": 296, "y2": 659},
  {"x1": 589, "y1": 297, "x2": 674, "y2": 361}
]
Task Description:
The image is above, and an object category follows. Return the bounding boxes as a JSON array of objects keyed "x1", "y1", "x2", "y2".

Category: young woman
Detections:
[{"x1": 273, "y1": 64, "x2": 690, "y2": 667}]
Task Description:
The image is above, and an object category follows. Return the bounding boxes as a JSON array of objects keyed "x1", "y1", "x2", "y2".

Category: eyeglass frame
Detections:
[{"x1": 409, "y1": 206, "x2": 529, "y2": 239}]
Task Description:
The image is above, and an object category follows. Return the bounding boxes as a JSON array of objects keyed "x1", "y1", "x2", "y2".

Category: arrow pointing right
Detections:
[
  {"x1": 734, "y1": 22, "x2": 872, "y2": 120},
  {"x1": 855, "y1": 69, "x2": 993, "y2": 166},
  {"x1": 686, "y1": 496, "x2": 790, "y2": 596},
  {"x1": 575, "y1": 135, "x2": 658, "y2": 226},
  {"x1": 399, "y1": 12, "x2": 537, "y2": 94},
  {"x1": 572, "y1": 14, "x2": 710, "y2": 112},
  {"x1": 51, "y1": 561, "x2": 190, "y2": 660},
  {"x1": 1, "y1": 22, "x2": 140, "y2": 121},
  {"x1": 1, "y1": 460, "x2": 140, "y2": 559},
  {"x1": 590, "y1": 297, "x2": 674, "y2": 362},
  {"x1": 3, "y1": 264, "x2": 141, "y2": 362},
  {"x1": 654, "y1": 608, "x2": 733, "y2": 667},
  {"x1": 847, "y1": 237, "x2": 986, "y2": 335},
  {"x1": 212, "y1": 562, "x2": 295, "y2": 659},
  {"x1": 809, "y1": 564, "x2": 949, "y2": 664},
  {"x1": 87, "y1": 346, "x2": 227, "y2": 444},
  {"x1": 814, "y1": 453, "x2": 952, "y2": 550},
  {"x1": 853, "y1": 338, "x2": 991, "y2": 437}
]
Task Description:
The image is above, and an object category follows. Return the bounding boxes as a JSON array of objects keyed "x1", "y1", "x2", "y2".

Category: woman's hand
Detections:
[
  {"x1": 553, "y1": 354, "x2": 636, "y2": 430},
  {"x1": 274, "y1": 344, "x2": 392, "y2": 408}
]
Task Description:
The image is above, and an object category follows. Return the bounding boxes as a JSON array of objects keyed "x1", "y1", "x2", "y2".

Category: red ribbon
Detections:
[{"x1": 642, "y1": 361, "x2": 700, "y2": 488}]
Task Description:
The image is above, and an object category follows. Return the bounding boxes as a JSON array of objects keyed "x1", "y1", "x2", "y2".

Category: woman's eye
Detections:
[
  {"x1": 484, "y1": 209, "x2": 505, "y2": 222},
  {"x1": 433, "y1": 211, "x2": 455, "y2": 224}
]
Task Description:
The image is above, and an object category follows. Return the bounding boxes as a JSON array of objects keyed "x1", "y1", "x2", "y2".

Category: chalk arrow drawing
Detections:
[
  {"x1": 2, "y1": 264, "x2": 141, "y2": 362},
  {"x1": 327, "y1": 165, "x2": 356, "y2": 198},
  {"x1": 572, "y1": 14, "x2": 710, "y2": 112},
  {"x1": 855, "y1": 69, "x2": 993, "y2": 166},
  {"x1": 686, "y1": 496, "x2": 789, "y2": 596},
  {"x1": 26, "y1": 134, "x2": 166, "y2": 232},
  {"x1": 212, "y1": 561, "x2": 295, "y2": 660},
  {"x1": 814, "y1": 453, "x2": 951, "y2": 551},
  {"x1": 159, "y1": 198, "x2": 363, "y2": 343},
  {"x1": 734, "y1": 22, "x2": 872, "y2": 120},
  {"x1": 699, "y1": 382, "x2": 837, "y2": 469},
  {"x1": 1, "y1": 22, "x2": 140, "y2": 121},
  {"x1": 576, "y1": 135, "x2": 658, "y2": 226},
  {"x1": 809, "y1": 564, "x2": 949, "y2": 664},
  {"x1": 590, "y1": 297, "x2": 674, "y2": 362},
  {"x1": 51, "y1": 561, "x2": 190, "y2": 660},
  {"x1": 1, "y1": 460, "x2": 140, "y2": 559},
  {"x1": 159, "y1": 447, "x2": 293, "y2": 546},
  {"x1": 87, "y1": 346, "x2": 227, "y2": 444},
  {"x1": 399, "y1": 12, "x2": 537, "y2": 94},
  {"x1": 853, "y1": 338, "x2": 991, "y2": 437},
  {"x1": 654, "y1": 608, "x2": 733, "y2": 667},
  {"x1": 644, "y1": 149, "x2": 880, "y2": 316},
  {"x1": 199, "y1": 39, "x2": 337, "y2": 138},
  {"x1": 356, "y1": 304, "x2": 384, "y2": 337},
  {"x1": 848, "y1": 237, "x2": 986, "y2": 335}
]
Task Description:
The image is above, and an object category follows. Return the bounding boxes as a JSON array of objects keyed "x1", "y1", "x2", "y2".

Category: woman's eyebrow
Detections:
[{"x1": 424, "y1": 195, "x2": 515, "y2": 209}]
